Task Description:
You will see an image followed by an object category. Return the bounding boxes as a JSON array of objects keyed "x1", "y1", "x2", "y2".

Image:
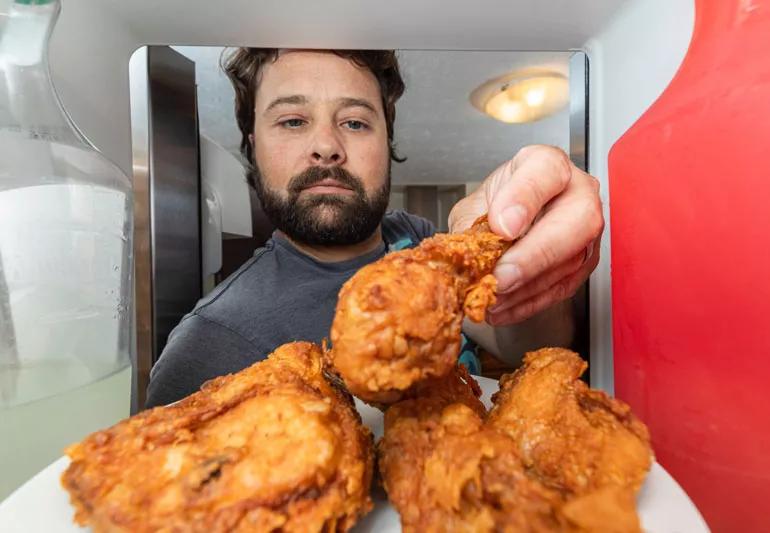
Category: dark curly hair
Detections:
[{"x1": 222, "y1": 48, "x2": 406, "y2": 187}]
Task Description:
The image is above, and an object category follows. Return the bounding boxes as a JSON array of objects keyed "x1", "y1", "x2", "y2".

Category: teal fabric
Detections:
[
  {"x1": 458, "y1": 333, "x2": 482, "y2": 375},
  {"x1": 388, "y1": 237, "x2": 415, "y2": 252}
]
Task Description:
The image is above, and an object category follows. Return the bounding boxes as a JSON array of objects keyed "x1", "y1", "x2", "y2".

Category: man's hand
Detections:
[{"x1": 449, "y1": 145, "x2": 604, "y2": 326}]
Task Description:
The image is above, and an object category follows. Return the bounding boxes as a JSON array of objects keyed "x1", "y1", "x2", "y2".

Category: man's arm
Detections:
[
  {"x1": 450, "y1": 145, "x2": 603, "y2": 327},
  {"x1": 145, "y1": 314, "x2": 259, "y2": 408},
  {"x1": 462, "y1": 300, "x2": 577, "y2": 366}
]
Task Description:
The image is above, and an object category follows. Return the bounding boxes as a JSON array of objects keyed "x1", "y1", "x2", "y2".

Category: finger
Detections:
[
  {"x1": 448, "y1": 186, "x2": 489, "y2": 233},
  {"x1": 487, "y1": 146, "x2": 573, "y2": 240},
  {"x1": 490, "y1": 250, "x2": 586, "y2": 314},
  {"x1": 487, "y1": 273, "x2": 584, "y2": 326},
  {"x1": 493, "y1": 173, "x2": 603, "y2": 293},
  {"x1": 495, "y1": 236, "x2": 599, "y2": 308},
  {"x1": 487, "y1": 247, "x2": 600, "y2": 326}
]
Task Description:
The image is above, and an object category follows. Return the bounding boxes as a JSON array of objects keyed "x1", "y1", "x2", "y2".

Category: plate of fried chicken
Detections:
[{"x1": 0, "y1": 218, "x2": 708, "y2": 532}]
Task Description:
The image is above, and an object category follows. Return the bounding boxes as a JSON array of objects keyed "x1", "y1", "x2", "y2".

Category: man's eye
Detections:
[
  {"x1": 344, "y1": 120, "x2": 368, "y2": 131},
  {"x1": 281, "y1": 118, "x2": 305, "y2": 129}
]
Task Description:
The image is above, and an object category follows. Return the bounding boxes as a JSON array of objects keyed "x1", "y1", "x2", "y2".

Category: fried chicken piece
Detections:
[
  {"x1": 61, "y1": 342, "x2": 373, "y2": 533},
  {"x1": 487, "y1": 348, "x2": 653, "y2": 498},
  {"x1": 378, "y1": 367, "x2": 568, "y2": 533},
  {"x1": 560, "y1": 487, "x2": 642, "y2": 533},
  {"x1": 380, "y1": 362, "x2": 646, "y2": 533},
  {"x1": 328, "y1": 216, "x2": 510, "y2": 404},
  {"x1": 395, "y1": 361, "x2": 486, "y2": 413}
]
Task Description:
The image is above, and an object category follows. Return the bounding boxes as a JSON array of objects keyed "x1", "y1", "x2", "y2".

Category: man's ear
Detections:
[{"x1": 248, "y1": 133, "x2": 255, "y2": 146}]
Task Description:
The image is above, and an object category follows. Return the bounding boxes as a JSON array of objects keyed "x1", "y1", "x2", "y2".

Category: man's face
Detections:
[{"x1": 250, "y1": 50, "x2": 391, "y2": 246}]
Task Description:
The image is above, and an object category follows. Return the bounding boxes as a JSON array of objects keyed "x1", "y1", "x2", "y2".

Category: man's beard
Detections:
[{"x1": 252, "y1": 164, "x2": 391, "y2": 247}]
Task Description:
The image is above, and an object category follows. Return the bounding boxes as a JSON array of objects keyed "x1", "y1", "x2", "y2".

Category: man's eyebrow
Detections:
[
  {"x1": 264, "y1": 95, "x2": 308, "y2": 113},
  {"x1": 337, "y1": 97, "x2": 378, "y2": 114}
]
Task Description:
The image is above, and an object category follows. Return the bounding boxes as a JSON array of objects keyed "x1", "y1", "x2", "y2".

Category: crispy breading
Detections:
[
  {"x1": 378, "y1": 368, "x2": 567, "y2": 533},
  {"x1": 379, "y1": 357, "x2": 650, "y2": 533},
  {"x1": 61, "y1": 342, "x2": 373, "y2": 533},
  {"x1": 488, "y1": 348, "x2": 653, "y2": 497},
  {"x1": 328, "y1": 217, "x2": 510, "y2": 404}
]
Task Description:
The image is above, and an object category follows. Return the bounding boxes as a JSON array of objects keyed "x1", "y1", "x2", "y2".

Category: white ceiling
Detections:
[
  {"x1": 172, "y1": 46, "x2": 573, "y2": 185},
  {"x1": 99, "y1": 0, "x2": 627, "y2": 52}
]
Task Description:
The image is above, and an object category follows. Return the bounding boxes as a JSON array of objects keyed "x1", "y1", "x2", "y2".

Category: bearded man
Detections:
[{"x1": 146, "y1": 49, "x2": 603, "y2": 407}]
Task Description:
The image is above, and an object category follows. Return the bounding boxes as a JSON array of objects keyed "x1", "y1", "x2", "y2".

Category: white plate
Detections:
[{"x1": 0, "y1": 377, "x2": 709, "y2": 532}]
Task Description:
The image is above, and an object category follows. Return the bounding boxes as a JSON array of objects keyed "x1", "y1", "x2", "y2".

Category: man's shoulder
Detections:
[
  {"x1": 382, "y1": 210, "x2": 436, "y2": 248},
  {"x1": 191, "y1": 242, "x2": 278, "y2": 319}
]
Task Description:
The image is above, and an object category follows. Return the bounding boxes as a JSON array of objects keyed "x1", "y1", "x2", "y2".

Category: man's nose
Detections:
[{"x1": 309, "y1": 123, "x2": 346, "y2": 166}]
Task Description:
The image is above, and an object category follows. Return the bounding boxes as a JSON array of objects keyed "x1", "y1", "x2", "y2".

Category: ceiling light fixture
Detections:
[{"x1": 470, "y1": 70, "x2": 569, "y2": 124}]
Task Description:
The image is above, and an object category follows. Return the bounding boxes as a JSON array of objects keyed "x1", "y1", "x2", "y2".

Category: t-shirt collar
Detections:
[{"x1": 270, "y1": 231, "x2": 387, "y2": 272}]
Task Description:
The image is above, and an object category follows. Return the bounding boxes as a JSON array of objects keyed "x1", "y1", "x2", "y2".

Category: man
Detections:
[{"x1": 146, "y1": 49, "x2": 603, "y2": 408}]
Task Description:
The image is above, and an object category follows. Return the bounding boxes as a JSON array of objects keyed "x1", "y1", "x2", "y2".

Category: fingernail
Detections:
[
  {"x1": 494, "y1": 262, "x2": 522, "y2": 293},
  {"x1": 496, "y1": 204, "x2": 528, "y2": 239},
  {"x1": 585, "y1": 240, "x2": 595, "y2": 262}
]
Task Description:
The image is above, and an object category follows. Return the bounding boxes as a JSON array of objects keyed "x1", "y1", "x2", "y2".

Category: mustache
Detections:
[{"x1": 288, "y1": 166, "x2": 366, "y2": 196}]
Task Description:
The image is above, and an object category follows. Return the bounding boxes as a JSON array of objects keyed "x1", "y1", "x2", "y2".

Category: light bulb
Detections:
[
  {"x1": 499, "y1": 99, "x2": 523, "y2": 122},
  {"x1": 525, "y1": 87, "x2": 545, "y2": 107},
  {"x1": 471, "y1": 72, "x2": 569, "y2": 124}
]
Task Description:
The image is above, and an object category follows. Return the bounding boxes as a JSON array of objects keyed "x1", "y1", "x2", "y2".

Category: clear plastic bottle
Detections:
[{"x1": 0, "y1": 0, "x2": 133, "y2": 498}]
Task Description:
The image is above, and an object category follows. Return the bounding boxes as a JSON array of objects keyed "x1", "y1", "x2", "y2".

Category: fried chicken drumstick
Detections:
[
  {"x1": 328, "y1": 216, "x2": 510, "y2": 404},
  {"x1": 61, "y1": 342, "x2": 374, "y2": 533}
]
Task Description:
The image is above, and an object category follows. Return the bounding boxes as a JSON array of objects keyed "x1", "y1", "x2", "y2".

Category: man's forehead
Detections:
[
  {"x1": 257, "y1": 50, "x2": 381, "y2": 102},
  {"x1": 266, "y1": 49, "x2": 351, "y2": 72}
]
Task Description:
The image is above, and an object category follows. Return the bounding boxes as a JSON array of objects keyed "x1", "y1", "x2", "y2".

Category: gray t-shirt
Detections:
[{"x1": 145, "y1": 210, "x2": 436, "y2": 407}]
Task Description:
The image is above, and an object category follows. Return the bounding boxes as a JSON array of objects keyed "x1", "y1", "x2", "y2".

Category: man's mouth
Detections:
[{"x1": 301, "y1": 178, "x2": 355, "y2": 195}]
